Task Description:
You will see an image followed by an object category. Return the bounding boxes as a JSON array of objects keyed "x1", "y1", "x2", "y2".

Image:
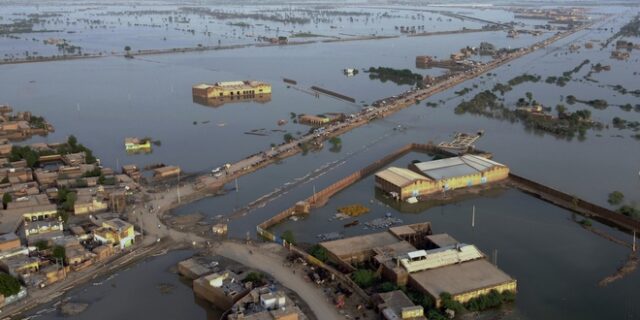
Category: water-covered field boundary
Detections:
[{"x1": 256, "y1": 142, "x2": 639, "y2": 260}]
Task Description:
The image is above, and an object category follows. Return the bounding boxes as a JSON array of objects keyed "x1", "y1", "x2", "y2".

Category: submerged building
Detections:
[
  {"x1": 192, "y1": 81, "x2": 271, "y2": 99},
  {"x1": 375, "y1": 155, "x2": 509, "y2": 201}
]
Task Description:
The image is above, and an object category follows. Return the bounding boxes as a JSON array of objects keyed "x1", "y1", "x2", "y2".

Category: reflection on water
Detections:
[{"x1": 192, "y1": 94, "x2": 272, "y2": 108}]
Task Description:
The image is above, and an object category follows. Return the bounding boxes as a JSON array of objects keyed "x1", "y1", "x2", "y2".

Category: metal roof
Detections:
[
  {"x1": 375, "y1": 167, "x2": 431, "y2": 187},
  {"x1": 413, "y1": 155, "x2": 505, "y2": 180},
  {"x1": 407, "y1": 250, "x2": 427, "y2": 260}
]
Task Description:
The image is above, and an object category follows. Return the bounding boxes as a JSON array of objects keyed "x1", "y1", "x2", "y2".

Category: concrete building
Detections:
[
  {"x1": 408, "y1": 259, "x2": 516, "y2": 307},
  {"x1": 376, "y1": 155, "x2": 509, "y2": 201},
  {"x1": 93, "y1": 218, "x2": 135, "y2": 249},
  {"x1": 73, "y1": 194, "x2": 108, "y2": 215},
  {"x1": 320, "y1": 223, "x2": 432, "y2": 271},
  {"x1": 193, "y1": 270, "x2": 250, "y2": 311},
  {"x1": 415, "y1": 55, "x2": 433, "y2": 68},
  {"x1": 0, "y1": 233, "x2": 21, "y2": 252},
  {"x1": 124, "y1": 137, "x2": 151, "y2": 152},
  {"x1": 23, "y1": 219, "x2": 64, "y2": 243},
  {"x1": 228, "y1": 287, "x2": 307, "y2": 320},
  {"x1": 153, "y1": 166, "x2": 181, "y2": 179},
  {"x1": 374, "y1": 290, "x2": 427, "y2": 320},
  {"x1": 192, "y1": 81, "x2": 271, "y2": 99},
  {"x1": 375, "y1": 167, "x2": 434, "y2": 201},
  {"x1": 321, "y1": 223, "x2": 517, "y2": 308},
  {"x1": 177, "y1": 258, "x2": 215, "y2": 280}
]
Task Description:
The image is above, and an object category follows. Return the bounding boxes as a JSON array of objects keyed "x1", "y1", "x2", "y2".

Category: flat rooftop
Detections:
[
  {"x1": 426, "y1": 233, "x2": 459, "y2": 248},
  {"x1": 321, "y1": 231, "x2": 400, "y2": 259},
  {"x1": 410, "y1": 259, "x2": 515, "y2": 297}
]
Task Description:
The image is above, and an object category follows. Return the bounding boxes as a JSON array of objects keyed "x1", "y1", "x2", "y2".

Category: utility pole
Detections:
[{"x1": 472, "y1": 205, "x2": 475, "y2": 228}]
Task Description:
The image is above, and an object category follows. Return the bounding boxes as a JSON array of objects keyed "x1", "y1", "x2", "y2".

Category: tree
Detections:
[
  {"x1": 352, "y1": 269, "x2": 376, "y2": 288},
  {"x1": 608, "y1": 191, "x2": 624, "y2": 205},
  {"x1": 556, "y1": 104, "x2": 567, "y2": 115},
  {"x1": 243, "y1": 272, "x2": 265, "y2": 285},
  {"x1": 309, "y1": 244, "x2": 328, "y2": 262},
  {"x1": 440, "y1": 292, "x2": 463, "y2": 313},
  {"x1": 283, "y1": 133, "x2": 294, "y2": 143},
  {"x1": 525, "y1": 91, "x2": 533, "y2": 104},
  {"x1": 281, "y1": 230, "x2": 295, "y2": 244},
  {"x1": 379, "y1": 282, "x2": 398, "y2": 292},
  {"x1": 35, "y1": 240, "x2": 50, "y2": 251},
  {"x1": 52, "y1": 245, "x2": 66, "y2": 261},
  {"x1": 67, "y1": 135, "x2": 78, "y2": 148},
  {"x1": 124, "y1": 45, "x2": 131, "y2": 53},
  {"x1": 0, "y1": 273, "x2": 21, "y2": 297},
  {"x1": 2, "y1": 193, "x2": 12, "y2": 210}
]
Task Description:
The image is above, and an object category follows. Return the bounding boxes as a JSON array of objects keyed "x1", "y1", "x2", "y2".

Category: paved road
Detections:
[{"x1": 215, "y1": 242, "x2": 343, "y2": 320}]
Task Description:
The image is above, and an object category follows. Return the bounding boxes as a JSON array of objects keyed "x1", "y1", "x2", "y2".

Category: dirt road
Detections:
[{"x1": 215, "y1": 242, "x2": 343, "y2": 320}]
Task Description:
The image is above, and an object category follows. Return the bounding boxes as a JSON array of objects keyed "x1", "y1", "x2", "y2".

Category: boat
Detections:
[{"x1": 344, "y1": 220, "x2": 359, "y2": 228}]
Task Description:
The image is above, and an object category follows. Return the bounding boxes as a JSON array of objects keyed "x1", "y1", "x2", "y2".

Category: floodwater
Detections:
[
  {"x1": 23, "y1": 250, "x2": 223, "y2": 320},
  {"x1": 270, "y1": 151, "x2": 640, "y2": 320},
  {"x1": 4, "y1": 2, "x2": 640, "y2": 320}
]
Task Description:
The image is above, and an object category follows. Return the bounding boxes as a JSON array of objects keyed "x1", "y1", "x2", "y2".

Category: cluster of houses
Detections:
[
  {"x1": 0, "y1": 105, "x2": 54, "y2": 141},
  {"x1": 0, "y1": 134, "x2": 142, "y2": 307},
  {"x1": 179, "y1": 258, "x2": 307, "y2": 320}
]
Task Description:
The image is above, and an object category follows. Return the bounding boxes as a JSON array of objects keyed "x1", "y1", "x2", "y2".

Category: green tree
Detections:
[
  {"x1": 0, "y1": 273, "x2": 21, "y2": 297},
  {"x1": 2, "y1": 193, "x2": 12, "y2": 210},
  {"x1": 379, "y1": 282, "x2": 398, "y2": 292},
  {"x1": 281, "y1": 230, "x2": 295, "y2": 244},
  {"x1": 62, "y1": 192, "x2": 77, "y2": 212},
  {"x1": 525, "y1": 91, "x2": 533, "y2": 104},
  {"x1": 608, "y1": 191, "x2": 624, "y2": 205},
  {"x1": 555, "y1": 104, "x2": 567, "y2": 115},
  {"x1": 243, "y1": 272, "x2": 265, "y2": 285},
  {"x1": 352, "y1": 269, "x2": 376, "y2": 288},
  {"x1": 35, "y1": 240, "x2": 49, "y2": 251},
  {"x1": 67, "y1": 135, "x2": 78, "y2": 149},
  {"x1": 440, "y1": 292, "x2": 463, "y2": 313},
  {"x1": 52, "y1": 245, "x2": 66, "y2": 261},
  {"x1": 283, "y1": 133, "x2": 294, "y2": 143},
  {"x1": 309, "y1": 244, "x2": 329, "y2": 262}
]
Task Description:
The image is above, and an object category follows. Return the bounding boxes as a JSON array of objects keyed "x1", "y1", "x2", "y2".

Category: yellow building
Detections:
[
  {"x1": 192, "y1": 81, "x2": 271, "y2": 99},
  {"x1": 73, "y1": 195, "x2": 108, "y2": 215},
  {"x1": 375, "y1": 167, "x2": 434, "y2": 201},
  {"x1": 124, "y1": 137, "x2": 151, "y2": 152},
  {"x1": 376, "y1": 155, "x2": 509, "y2": 201},
  {"x1": 93, "y1": 218, "x2": 135, "y2": 249}
]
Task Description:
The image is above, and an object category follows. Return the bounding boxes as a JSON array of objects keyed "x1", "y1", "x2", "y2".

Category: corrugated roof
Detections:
[
  {"x1": 413, "y1": 155, "x2": 505, "y2": 180},
  {"x1": 375, "y1": 167, "x2": 431, "y2": 187}
]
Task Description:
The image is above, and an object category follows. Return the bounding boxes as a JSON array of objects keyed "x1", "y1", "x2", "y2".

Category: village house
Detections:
[{"x1": 93, "y1": 218, "x2": 135, "y2": 249}]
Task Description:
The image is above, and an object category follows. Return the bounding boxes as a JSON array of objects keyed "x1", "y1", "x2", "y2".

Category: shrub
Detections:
[
  {"x1": 0, "y1": 273, "x2": 21, "y2": 297},
  {"x1": 309, "y1": 244, "x2": 329, "y2": 262},
  {"x1": 352, "y1": 269, "x2": 376, "y2": 288},
  {"x1": 608, "y1": 191, "x2": 624, "y2": 205}
]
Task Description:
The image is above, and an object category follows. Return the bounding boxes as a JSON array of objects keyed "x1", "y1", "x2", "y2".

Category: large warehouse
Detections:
[{"x1": 375, "y1": 155, "x2": 509, "y2": 201}]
